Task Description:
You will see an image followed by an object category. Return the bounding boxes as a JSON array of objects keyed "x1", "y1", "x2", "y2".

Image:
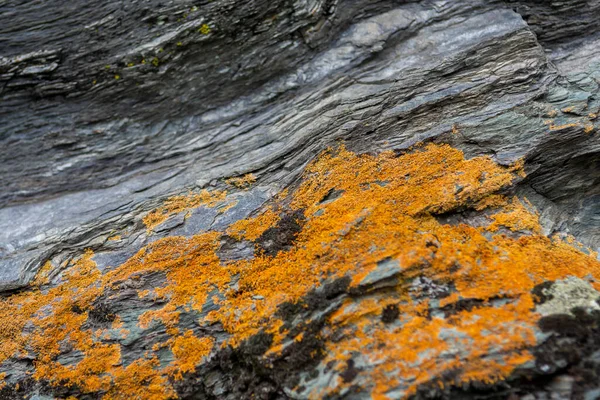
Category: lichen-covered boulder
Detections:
[{"x1": 1, "y1": 1, "x2": 600, "y2": 399}]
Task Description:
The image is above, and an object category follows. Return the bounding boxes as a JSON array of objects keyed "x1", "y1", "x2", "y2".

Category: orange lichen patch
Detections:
[
  {"x1": 561, "y1": 106, "x2": 575, "y2": 113},
  {"x1": 265, "y1": 143, "x2": 596, "y2": 397},
  {"x1": 474, "y1": 194, "x2": 509, "y2": 211},
  {"x1": 314, "y1": 221, "x2": 596, "y2": 396},
  {"x1": 166, "y1": 330, "x2": 214, "y2": 380},
  {"x1": 487, "y1": 196, "x2": 542, "y2": 234},
  {"x1": 0, "y1": 251, "x2": 117, "y2": 391},
  {"x1": 330, "y1": 298, "x2": 398, "y2": 328},
  {"x1": 589, "y1": 113, "x2": 598, "y2": 120},
  {"x1": 143, "y1": 189, "x2": 227, "y2": 231},
  {"x1": 291, "y1": 144, "x2": 523, "y2": 216},
  {"x1": 1, "y1": 143, "x2": 600, "y2": 398},
  {"x1": 0, "y1": 295, "x2": 33, "y2": 364},
  {"x1": 139, "y1": 306, "x2": 181, "y2": 336},
  {"x1": 324, "y1": 298, "x2": 536, "y2": 397},
  {"x1": 104, "y1": 231, "x2": 229, "y2": 339},
  {"x1": 104, "y1": 358, "x2": 174, "y2": 400},
  {"x1": 107, "y1": 234, "x2": 121, "y2": 241},
  {"x1": 226, "y1": 173, "x2": 257, "y2": 188},
  {"x1": 28, "y1": 253, "x2": 117, "y2": 391},
  {"x1": 549, "y1": 122, "x2": 581, "y2": 131},
  {"x1": 0, "y1": 246, "x2": 213, "y2": 398},
  {"x1": 226, "y1": 207, "x2": 280, "y2": 241},
  {"x1": 275, "y1": 188, "x2": 289, "y2": 202},
  {"x1": 317, "y1": 222, "x2": 597, "y2": 397},
  {"x1": 438, "y1": 292, "x2": 461, "y2": 308},
  {"x1": 218, "y1": 199, "x2": 238, "y2": 213},
  {"x1": 584, "y1": 124, "x2": 595, "y2": 133},
  {"x1": 32, "y1": 260, "x2": 54, "y2": 286},
  {"x1": 512, "y1": 158, "x2": 526, "y2": 178},
  {"x1": 200, "y1": 144, "x2": 528, "y2": 350}
]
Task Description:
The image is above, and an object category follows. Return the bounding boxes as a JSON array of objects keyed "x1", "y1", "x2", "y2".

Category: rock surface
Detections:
[{"x1": 1, "y1": 0, "x2": 600, "y2": 399}]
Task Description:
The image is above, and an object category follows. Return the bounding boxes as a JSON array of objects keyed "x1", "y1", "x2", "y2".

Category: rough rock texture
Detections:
[{"x1": 1, "y1": 0, "x2": 600, "y2": 399}]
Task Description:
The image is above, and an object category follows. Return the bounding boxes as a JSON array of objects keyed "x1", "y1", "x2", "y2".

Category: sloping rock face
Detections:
[{"x1": 1, "y1": 1, "x2": 600, "y2": 399}]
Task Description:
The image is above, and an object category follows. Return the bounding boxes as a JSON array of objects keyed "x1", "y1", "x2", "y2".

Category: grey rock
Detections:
[{"x1": 356, "y1": 257, "x2": 401, "y2": 290}]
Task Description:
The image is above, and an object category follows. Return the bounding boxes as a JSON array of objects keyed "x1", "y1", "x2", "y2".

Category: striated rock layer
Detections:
[{"x1": 1, "y1": 0, "x2": 600, "y2": 399}]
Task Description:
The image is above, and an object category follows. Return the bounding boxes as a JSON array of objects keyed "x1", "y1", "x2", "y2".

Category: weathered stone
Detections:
[{"x1": 1, "y1": 0, "x2": 600, "y2": 398}]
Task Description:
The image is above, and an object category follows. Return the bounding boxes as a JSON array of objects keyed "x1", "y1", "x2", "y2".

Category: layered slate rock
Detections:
[
  {"x1": 2, "y1": 144, "x2": 600, "y2": 400},
  {"x1": 1, "y1": 0, "x2": 600, "y2": 399}
]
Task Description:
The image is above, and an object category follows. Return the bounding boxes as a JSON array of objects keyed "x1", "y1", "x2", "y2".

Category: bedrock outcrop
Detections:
[{"x1": 1, "y1": 1, "x2": 600, "y2": 399}]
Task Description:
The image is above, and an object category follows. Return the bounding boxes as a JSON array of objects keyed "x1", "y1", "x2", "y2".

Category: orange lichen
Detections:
[
  {"x1": 226, "y1": 173, "x2": 257, "y2": 188},
  {"x1": 139, "y1": 306, "x2": 181, "y2": 335},
  {"x1": 561, "y1": 106, "x2": 575, "y2": 113},
  {"x1": 226, "y1": 207, "x2": 280, "y2": 241},
  {"x1": 32, "y1": 260, "x2": 54, "y2": 286},
  {"x1": 488, "y1": 196, "x2": 542, "y2": 234},
  {"x1": 104, "y1": 358, "x2": 174, "y2": 400},
  {"x1": 512, "y1": 158, "x2": 526, "y2": 178},
  {"x1": 549, "y1": 122, "x2": 581, "y2": 131},
  {"x1": 143, "y1": 189, "x2": 227, "y2": 231},
  {"x1": 584, "y1": 124, "x2": 595, "y2": 133},
  {"x1": 1, "y1": 143, "x2": 599, "y2": 399},
  {"x1": 0, "y1": 240, "x2": 221, "y2": 397},
  {"x1": 474, "y1": 194, "x2": 509, "y2": 211},
  {"x1": 0, "y1": 251, "x2": 121, "y2": 393},
  {"x1": 166, "y1": 330, "x2": 214, "y2": 380},
  {"x1": 219, "y1": 199, "x2": 238, "y2": 213}
]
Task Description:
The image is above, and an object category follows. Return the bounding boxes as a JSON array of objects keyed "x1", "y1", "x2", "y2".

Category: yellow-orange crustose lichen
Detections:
[
  {"x1": 225, "y1": 173, "x2": 257, "y2": 189},
  {"x1": 226, "y1": 207, "x2": 280, "y2": 241},
  {"x1": 0, "y1": 143, "x2": 599, "y2": 399},
  {"x1": 585, "y1": 124, "x2": 595, "y2": 133},
  {"x1": 487, "y1": 196, "x2": 542, "y2": 234},
  {"x1": 143, "y1": 189, "x2": 227, "y2": 232},
  {"x1": 549, "y1": 122, "x2": 581, "y2": 131}
]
